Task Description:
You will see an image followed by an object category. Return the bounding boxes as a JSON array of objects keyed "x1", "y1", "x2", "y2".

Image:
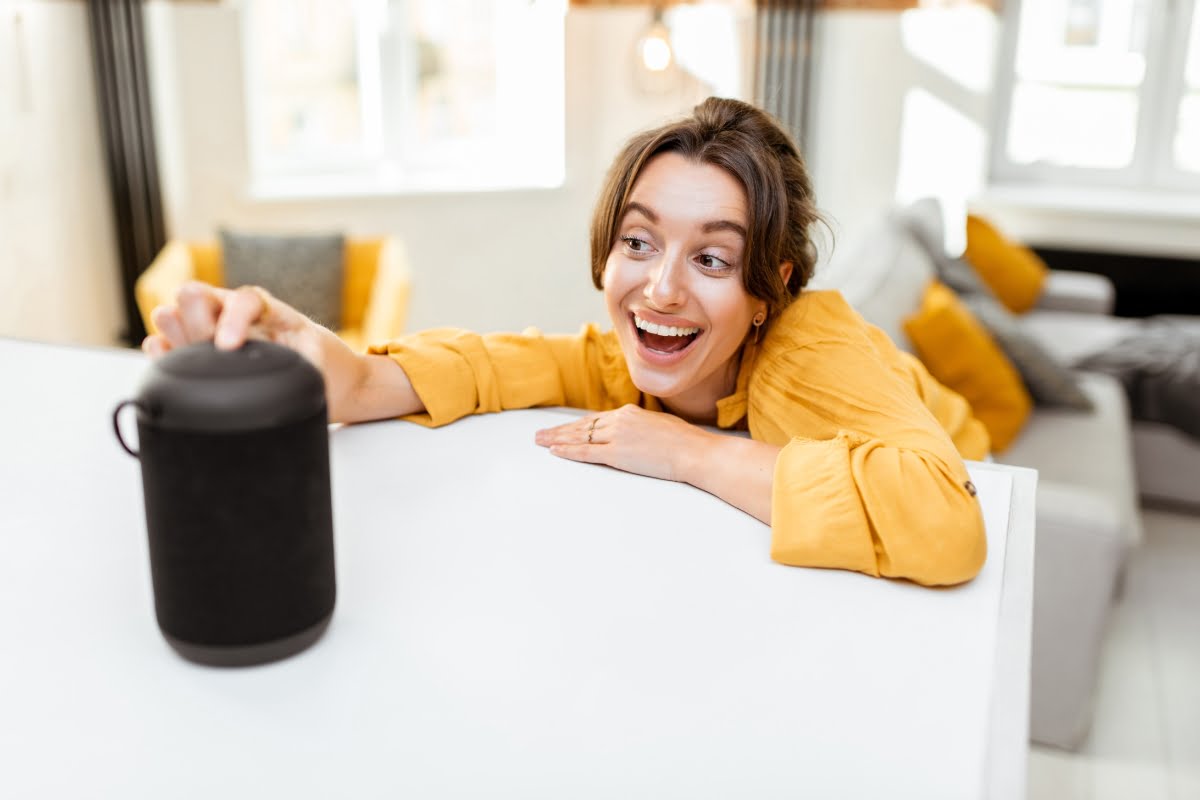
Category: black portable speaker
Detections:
[{"x1": 114, "y1": 341, "x2": 336, "y2": 667}]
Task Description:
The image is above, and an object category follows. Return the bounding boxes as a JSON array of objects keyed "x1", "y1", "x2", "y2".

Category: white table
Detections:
[{"x1": 0, "y1": 338, "x2": 1036, "y2": 799}]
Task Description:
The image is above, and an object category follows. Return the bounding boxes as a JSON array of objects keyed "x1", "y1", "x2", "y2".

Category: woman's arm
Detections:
[
  {"x1": 538, "y1": 409, "x2": 985, "y2": 586},
  {"x1": 534, "y1": 406, "x2": 779, "y2": 523},
  {"x1": 144, "y1": 281, "x2": 425, "y2": 423},
  {"x1": 679, "y1": 432, "x2": 780, "y2": 524},
  {"x1": 366, "y1": 325, "x2": 639, "y2": 428},
  {"x1": 335, "y1": 353, "x2": 424, "y2": 423}
]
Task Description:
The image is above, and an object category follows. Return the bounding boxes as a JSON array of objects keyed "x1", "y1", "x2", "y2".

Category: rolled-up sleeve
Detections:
[
  {"x1": 770, "y1": 433, "x2": 986, "y2": 586},
  {"x1": 367, "y1": 324, "x2": 638, "y2": 427},
  {"x1": 749, "y1": 295, "x2": 989, "y2": 585}
]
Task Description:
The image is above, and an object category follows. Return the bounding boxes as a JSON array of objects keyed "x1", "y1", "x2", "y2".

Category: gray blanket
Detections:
[{"x1": 1078, "y1": 318, "x2": 1200, "y2": 440}]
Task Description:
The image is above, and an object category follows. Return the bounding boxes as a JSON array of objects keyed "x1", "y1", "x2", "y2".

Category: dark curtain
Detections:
[
  {"x1": 754, "y1": 0, "x2": 818, "y2": 151},
  {"x1": 88, "y1": 0, "x2": 165, "y2": 346}
]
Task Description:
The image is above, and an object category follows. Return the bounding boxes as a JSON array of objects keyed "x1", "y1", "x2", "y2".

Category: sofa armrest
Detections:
[
  {"x1": 360, "y1": 237, "x2": 413, "y2": 346},
  {"x1": 135, "y1": 241, "x2": 198, "y2": 336},
  {"x1": 1035, "y1": 270, "x2": 1116, "y2": 315},
  {"x1": 1028, "y1": 480, "x2": 1129, "y2": 749}
]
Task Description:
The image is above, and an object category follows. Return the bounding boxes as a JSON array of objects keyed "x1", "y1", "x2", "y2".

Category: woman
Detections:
[{"x1": 145, "y1": 98, "x2": 989, "y2": 586}]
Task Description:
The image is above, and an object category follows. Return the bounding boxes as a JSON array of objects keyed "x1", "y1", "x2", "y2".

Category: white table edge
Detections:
[{"x1": 973, "y1": 461, "x2": 1038, "y2": 800}]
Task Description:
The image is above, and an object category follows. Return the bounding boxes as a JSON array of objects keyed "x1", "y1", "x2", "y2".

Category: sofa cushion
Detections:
[
  {"x1": 810, "y1": 213, "x2": 933, "y2": 352},
  {"x1": 962, "y1": 294, "x2": 1094, "y2": 411},
  {"x1": 1133, "y1": 421, "x2": 1200, "y2": 506},
  {"x1": 964, "y1": 214, "x2": 1048, "y2": 314},
  {"x1": 903, "y1": 281, "x2": 1033, "y2": 452},
  {"x1": 1026, "y1": 479, "x2": 1128, "y2": 749},
  {"x1": 1035, "y1": 270, "x2": 1116, "y2": 315},
  {"x1": 220, "y1": 230, "x2": 346, "y2": 330},
  {"x1": 894, "y1": 199, "x2": 989, "y2": 294},
  {"x1": 1019, "y1": 309, "x2": 1141, "y2": 366},
  {"x1": 999, "y1": 371, "x2": 1144, "y2": 548}
]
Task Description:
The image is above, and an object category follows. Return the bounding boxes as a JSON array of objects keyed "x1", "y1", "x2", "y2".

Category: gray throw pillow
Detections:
[
  {"x1": 893, "y1": 202, "x2": 991, "y2": 297},
  {"x1": 220, "y1": 230, "x2": 345, "y2": 329},
  {"x1": 938, "y1": 256, "x2": 990, "y2": 297},
  {"x1": 962, "y1": 294, "x2": 1094, "y2": 411}
]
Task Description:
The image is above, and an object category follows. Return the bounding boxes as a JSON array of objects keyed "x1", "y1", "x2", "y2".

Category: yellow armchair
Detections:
[{"x1": 135, "y1": 237, "x2": 411, "y2": 351}]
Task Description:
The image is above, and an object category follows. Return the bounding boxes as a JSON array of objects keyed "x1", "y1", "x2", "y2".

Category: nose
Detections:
[{"x1": 644, "y1": 249, "x2": 687, "y2": 309}]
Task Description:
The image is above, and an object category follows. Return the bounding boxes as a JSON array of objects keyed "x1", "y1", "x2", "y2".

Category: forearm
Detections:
[
  {"x1": 321, "y1": 332, "x2": 424, "y2": 423},
  {"x1": 678, "y1": 430, "x2": 780, "y2": 525}
]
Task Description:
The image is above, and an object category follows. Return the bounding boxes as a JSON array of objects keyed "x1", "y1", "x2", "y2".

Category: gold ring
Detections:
[
  {"x1": 587, "y1": 417, "x2": 597, "y2": 444},
  {"x1": 251, "y1": 286, "x2": 272, "y2": 322}
]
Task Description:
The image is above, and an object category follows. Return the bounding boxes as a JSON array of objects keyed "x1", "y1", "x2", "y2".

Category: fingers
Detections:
[
  {"x1": 534, "y1": 415, "x2": 604, "y2": 448},
  {"x1": 141, "y1": 333, "x2": 170, "y2": 358},
  {"x1": 213, "y1": 286, "x2": 269, "y2": 351},
  {"x1": 148, "y1": 281, "x2": 220, "y2": 349},
  {"x1": 546, "y1": 442, "x2": 604, "y2": 464},
  {"x1": 147, "y1": 282, "x2": 287, "y2": 354},
  {"x1": 150, "y1": 304, "x2": 188, "y2": 349},
  {"x1": 177, "y1": 281, "x2": 223, "y2": 343}
]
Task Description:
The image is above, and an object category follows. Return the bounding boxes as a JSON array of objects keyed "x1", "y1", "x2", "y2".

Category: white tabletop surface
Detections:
[{"x1": 0, "y1": 338, "x2": 1035, "y2": 799}]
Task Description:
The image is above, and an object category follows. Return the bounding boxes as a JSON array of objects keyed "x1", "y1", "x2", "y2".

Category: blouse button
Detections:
[{"x1": 964, "y1": 480, "x2": 977, "y2": 497}]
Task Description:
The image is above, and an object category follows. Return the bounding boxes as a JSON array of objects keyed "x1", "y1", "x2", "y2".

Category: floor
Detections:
[{"x1": 1028, "y1": 507, "x2": 1200, "y2": 800}]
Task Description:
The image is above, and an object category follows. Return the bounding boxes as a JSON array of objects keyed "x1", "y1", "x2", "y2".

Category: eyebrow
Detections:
[{"x1": 622, "y1": 202, "x2": 747, "y2": 240}]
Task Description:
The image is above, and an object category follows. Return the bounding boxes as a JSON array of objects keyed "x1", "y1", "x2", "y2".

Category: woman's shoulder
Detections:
[
  {"x1": 750, "y1": 289, "x2": 910, "y2": 396},
  {"x1": 763, "y1": 289, "x2": 877, "y2": 351}
]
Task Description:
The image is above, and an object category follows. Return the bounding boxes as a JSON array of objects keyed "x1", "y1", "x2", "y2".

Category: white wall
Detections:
[
  {"x1": 0, "y1": 0, "x2": 124, "y2": 346},
  {"x1": 143, "y1": 3, "x2": 743, "y2": 335},
  {"x1": 807, "y1": 8, "x2": 999, "y2": 257},
  {"x1": 147, "y1": 3, "x2": 1006, "y2": 334},
  {"x1": 806, "y1": 8, "x2": 1200, "y2": 261},
  {"x1": 12, "y1": 3, "x2": 1182, "y2": 349}
]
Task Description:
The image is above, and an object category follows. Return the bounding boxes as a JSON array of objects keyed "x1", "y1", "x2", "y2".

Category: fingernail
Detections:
[{"x1": 215, "y1": 331, "x2": 237, "y2": 350}]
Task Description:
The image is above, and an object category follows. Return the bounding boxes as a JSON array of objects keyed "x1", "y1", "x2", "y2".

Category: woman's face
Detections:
[{"x1": 603, "y1": 152, "x2": 764, "y2": 417}]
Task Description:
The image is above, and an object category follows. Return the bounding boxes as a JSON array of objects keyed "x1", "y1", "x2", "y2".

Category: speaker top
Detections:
[{"x1": 136, "y1": 340, "x2": 326, "y2": 432}]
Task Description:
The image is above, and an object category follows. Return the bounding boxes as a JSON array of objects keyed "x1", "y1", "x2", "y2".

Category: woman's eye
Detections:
[
  {"x1": 697, "y1": 254, "x2": 732, "y2": 272},
  {"x1": 622, "y1": 236, "x2": 652, "y2": 253}
]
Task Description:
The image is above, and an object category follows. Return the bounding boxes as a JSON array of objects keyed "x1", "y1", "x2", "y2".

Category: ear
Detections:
[{"x1": 779, "y1": 260, "x2": 794, "y2": 287}]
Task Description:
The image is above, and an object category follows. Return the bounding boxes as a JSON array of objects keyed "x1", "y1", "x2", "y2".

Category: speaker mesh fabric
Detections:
[{"x1": 137, "y1": 409, "x2": 335, "y2": 647}]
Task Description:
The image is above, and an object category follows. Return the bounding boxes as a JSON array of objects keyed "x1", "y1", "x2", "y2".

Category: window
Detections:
[
  {"x1": 243, "y1": 0, "x2": 566, "y2": 196},
  {"x1": 990, "y1": 0, "x2": 1200, "y2": 190}
]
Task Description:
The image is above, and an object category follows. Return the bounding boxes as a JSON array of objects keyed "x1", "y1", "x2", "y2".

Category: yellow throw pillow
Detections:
[
  {"x1": 963, "y1": 214, "x2": 1048, "y2": 314},
  {"x1": 903, "y1": 281, "x2": 1032, "y2": 453}
]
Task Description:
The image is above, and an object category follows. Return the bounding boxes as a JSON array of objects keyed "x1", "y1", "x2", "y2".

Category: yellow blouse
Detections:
[{"x1": 367, "y1": 290, "x2": 990, "y2": 586}]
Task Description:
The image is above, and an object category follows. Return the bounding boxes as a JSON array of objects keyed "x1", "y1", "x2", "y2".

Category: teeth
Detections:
[{"x1": 634, "y1": 314, "x2": 699, "y2": 337}]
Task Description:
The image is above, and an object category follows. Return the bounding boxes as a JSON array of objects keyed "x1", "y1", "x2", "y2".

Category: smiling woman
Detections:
[{"x1": 144, "y1": 97, "x2": 991, "y2": 587}]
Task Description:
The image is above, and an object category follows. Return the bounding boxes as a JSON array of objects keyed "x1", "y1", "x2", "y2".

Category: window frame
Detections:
[
  {"x1": 240, "y1": 0, "x2": 567, "y2": 199},
  {"x1": 988, "y1": 0, "x2": 1200, "y2": 192}
]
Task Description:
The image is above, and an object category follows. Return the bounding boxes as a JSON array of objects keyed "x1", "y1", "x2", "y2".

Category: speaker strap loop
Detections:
[{"x1": 112, "y1": 399, "x2": 144, "y2": 459}]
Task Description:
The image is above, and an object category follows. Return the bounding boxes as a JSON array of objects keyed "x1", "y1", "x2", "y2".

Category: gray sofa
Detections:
[{"x1": 809, "y1": 201, "x2": 1167, "y2": 750}]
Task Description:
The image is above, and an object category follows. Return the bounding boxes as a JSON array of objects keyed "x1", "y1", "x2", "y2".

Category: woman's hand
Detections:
[
  {"x1": 534, "y1": 404, "x2": 714, "y2": 483},
  {"x1": 142, "y1": 281, "x2": 330, "y2": 367},
  {"x1": 141, "y1": 281, "x2": 424, "y2": 424},
  {"x1": 535, "y1": 404, "x2": 782, "y2": 525}
]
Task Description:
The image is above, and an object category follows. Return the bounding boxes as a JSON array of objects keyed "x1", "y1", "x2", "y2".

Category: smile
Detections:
[
  {"x1": 633, "y1": 315, "x2": 701, "y2": 337},
  {"x1": 631, "y1": 312, "x2": 702, "y2": 362}
]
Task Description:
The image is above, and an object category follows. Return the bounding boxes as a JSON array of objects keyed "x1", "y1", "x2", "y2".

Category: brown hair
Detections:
[{"x1": 590, "y1": 97, "x2": 824, "y2": 318}]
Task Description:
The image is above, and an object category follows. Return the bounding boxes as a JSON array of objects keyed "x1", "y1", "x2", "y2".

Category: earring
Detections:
[{"x1": 752, "y1": 312, "x2": 766, "y2": 344}]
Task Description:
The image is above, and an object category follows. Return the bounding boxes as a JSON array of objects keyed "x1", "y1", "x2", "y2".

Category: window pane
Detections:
[
  {"x1": 245, "y1": 0, "x2": 565, "y2": 192},
  {"x1": 392, "y1": 0, "x2": 498, "y2": 163},
  {"x1": 1186, "y1": 1, "x2": 1200, "y2": 88},
  {"x1": 1176, "y1": 92, "x2": 1200, "y2": 173},
  {"x1": 1015, "y1": 0, "x2": 1148, "y2": 86},
  {"x1": 378, "y1": 0, "x2": 565, "y2": 187},
  {"x1": 247, "y1": 0, "x2": 373, "y2": 170},
  {"x1": 1006, "y1": 0, "x2": 1148, "y2": 170},
  {"x1": 1007, "y1": 84, "x2": 1138, "y2": 169}
]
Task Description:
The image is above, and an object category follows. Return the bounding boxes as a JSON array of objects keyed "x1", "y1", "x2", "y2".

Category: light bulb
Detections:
[{"x1": 640, "y1": 31, "x2": 673, "y2": 73}]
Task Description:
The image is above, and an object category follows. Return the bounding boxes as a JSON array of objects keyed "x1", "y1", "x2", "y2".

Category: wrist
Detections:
[
  {"x1": 675, "y1": 425, "x2": 718, "y2": 486},
  {"x1": 320, "y1": 334, "x2": 368, "y2": 423}
]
